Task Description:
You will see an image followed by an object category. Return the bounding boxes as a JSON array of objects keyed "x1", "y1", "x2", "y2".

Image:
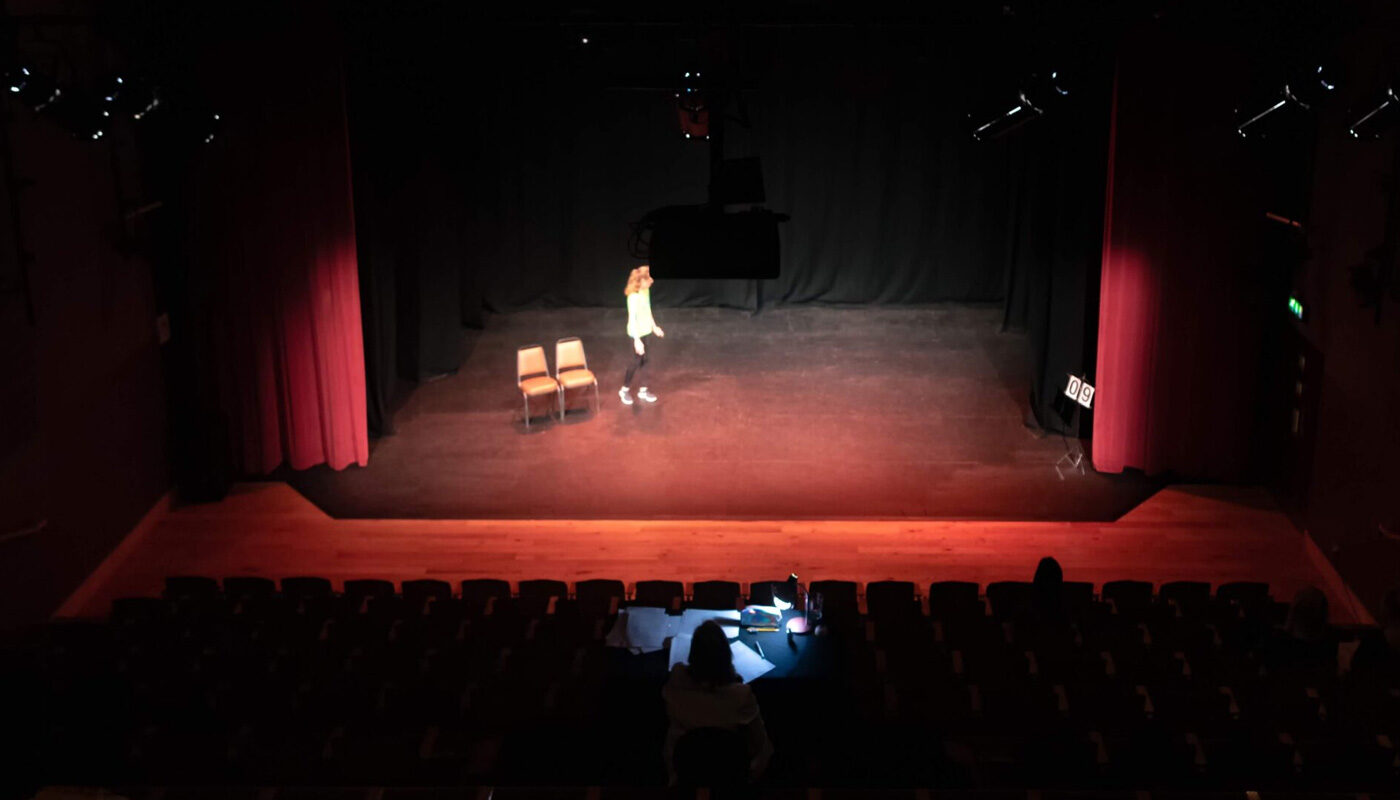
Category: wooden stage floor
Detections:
[{"x1": 58, "y1": 482, "x2": 1369, "y2": 624}]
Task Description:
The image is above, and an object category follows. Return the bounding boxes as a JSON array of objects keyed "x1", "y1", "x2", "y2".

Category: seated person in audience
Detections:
[
  {"x1": 663, "y1": 620, "x2": 774, "y2": 784},
  {"x1": 1350, "y1": 587, "x2": 1400, "y2": 681},
  {"x1": 1032, "y1": 556, "x2": 1065, "y2": 621},
  {"x1": 1259, "y1": 585, "x2": 1337, "y2": 679}
]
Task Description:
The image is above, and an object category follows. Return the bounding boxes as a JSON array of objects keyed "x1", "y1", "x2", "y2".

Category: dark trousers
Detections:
[{"x1": 623, "y1": 337, "x2": 651, "y2": 388}]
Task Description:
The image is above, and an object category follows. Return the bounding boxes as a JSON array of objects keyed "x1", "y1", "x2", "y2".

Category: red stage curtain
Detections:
[
  {"x1": 197, "y1": 28, "x2": 368, "y2": 473},
  {"x1": 1092, "y1": 29, "x2": 1266, "y2": 478}
]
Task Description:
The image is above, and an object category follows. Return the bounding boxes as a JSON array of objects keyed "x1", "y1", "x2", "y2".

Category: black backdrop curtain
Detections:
[{"x1": 346, "y1": 15, "x2": 1109, "y2": 436}]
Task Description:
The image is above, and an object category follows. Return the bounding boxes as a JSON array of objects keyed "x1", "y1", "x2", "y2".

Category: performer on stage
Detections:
[{"x1": 620, "y1": 265, "x2": 665, "y2": 406}]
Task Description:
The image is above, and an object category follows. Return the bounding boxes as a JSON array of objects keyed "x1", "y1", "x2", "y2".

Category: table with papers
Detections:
[{"x1": 604, "y1": 605, "x2": 835, "y2": 684}]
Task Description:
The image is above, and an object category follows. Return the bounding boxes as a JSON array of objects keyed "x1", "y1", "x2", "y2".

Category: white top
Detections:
[
  {"x1": 626, "y1": 288, "x2": 656, "y2": 339},
  {"x1": 661, "y1": 663, "x2": 774, "y2": 784}
]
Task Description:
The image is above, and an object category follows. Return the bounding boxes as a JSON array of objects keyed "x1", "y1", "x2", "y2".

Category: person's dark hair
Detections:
[
  {"x1": 687, "y1": 620, "x2": 739, "y2": 687},
  {"x1": 1287, "y1": 586, "x2": 1331, "y2": 642},
  {"x1": 1032, "y1": 556, "x2": 1064, "y2": 615}
]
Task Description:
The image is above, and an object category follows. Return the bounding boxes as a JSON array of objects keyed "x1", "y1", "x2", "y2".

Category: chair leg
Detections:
[
  {"x1": 522, "y1": 394, "x2": 530, "y2": 431},
  {"x1": 558, "y1": 386, "x2": 565, "y2": 421},
  {"x1": 592, "y1": 382, "x2": 599, "y2": 415}
]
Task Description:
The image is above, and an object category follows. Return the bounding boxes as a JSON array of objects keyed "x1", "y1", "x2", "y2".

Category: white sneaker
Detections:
[
  {"x1": 618, "y1": 387, "x2": 634, "y2": 406},
  {"x1": 637, "y1": 387, "x2": 658, "y2": 403}
]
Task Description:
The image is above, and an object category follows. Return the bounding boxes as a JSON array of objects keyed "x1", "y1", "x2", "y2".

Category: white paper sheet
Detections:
[
  {"x1": 668, "y1": 633, "x2": 693, "y2": 670},
  {"x1": 624, "y1": 606, "x2": 673, "y2": 651},
  {"x1": 729, "y1": 640, "x2": 776, "y2": 683},
  {"x1": 675, "y1": 608, "x2": 742, "y2": 640}
]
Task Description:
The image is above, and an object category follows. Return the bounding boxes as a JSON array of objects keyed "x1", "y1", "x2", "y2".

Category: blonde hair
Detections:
[{"x1": 624, "y1": 265, "x2": 651, "y2": 296}]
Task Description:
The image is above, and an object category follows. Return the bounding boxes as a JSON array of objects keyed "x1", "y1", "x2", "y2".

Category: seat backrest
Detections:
[
  {"x1": 986, "y1": 580, "x2": 1034, "y2": 619},
  {"x1": 1216, "y1": 581, "x2": 1270, "y2": 606},
  {"x1": 460, "y1": 578, "x2": 512, "y2": 613},
  {"x1": 928, "y1": 581, "x2": 983, "y2": 619},
  {"x1": 1062, "y1": 581, "x2": 1096, "y2": 614},
  {"x1": 810, "y1": 580, "x2": 859, "y2": 618},
  {"x1": 746, "y1": 579, "x2": 790, "y2": 607},
  {"x1": 576, "y1": 578, "x2": 626, "y2": 617},
  {"x1": 517, "y1": 345, "x2": 549, "y2": 383},
  {"x1": 281, "y1": 576, "x2": 334, "y2": 599},
  {"x1": 1160, "y1": 580, "x2": 1212, "y2": 616},
  {"x1": 1102, "y1": 580, "x2": 1154, "y2": 617},
  {"x1": 223, "y1": 576, "x2": 276, "y2": 599},
  {"x1": 692, "y1": 580, "x2": 742, "y2": 610},
  {"x1": 165, "y1": 575, "x2": 221, "y2": 600},
  {"x1": 866, "y1": 580, "x2": 918, "y2": 619},
  {"x1": 634, "y1": 580, "x2": 685, "y2": 610},
  {"x1": 402, "y1": 579, "x2": 453, "y2": 606},
  {"x1": 673, "y1": 727, "x2": 749, "y2": 787},
  {"x1": 344, "y1": 579, "x2": 396, "y2": 603},
  {"x1": 555, "y1": 337, "x2": 588, "y2": 374}
]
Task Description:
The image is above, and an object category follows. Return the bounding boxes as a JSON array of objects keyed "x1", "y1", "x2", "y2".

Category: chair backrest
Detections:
[
  {"x1": 403, "y1": 579, "x2": 453, "y2": 611},
  {"x1": 1216, "y1": 581, "x2": 1270, "y2": 606},
  {"x1": 460, "y1": 578, "x2": 512, "y2": 614},
  {"x1": 517, "y1": 345, "x2": 549, "y2": 383},
  {"x1": 986, "y1": 581, "x2": 1034, "y2": 620},
  {"x1": 281, "y1": 576, "x2": 334, "y2": 599},
  {"x1": 518, "y1": 578, "x2": 569, "y2": 616},
  {"x1": 928, "y1": 581, "x2": 983, "y2": 619},
  {"x1": 673, "y1": 727, "x2": 749, "y2": 787},
  {"x1": 866, "y1": 580, "x2": 918, "y2": 620},
  {"x1": 165, "y1": 575, "x2": 221, "y2": 601},
  {"x1": 1062, "y1": 581, "x2": 1096, "y2": 615},
  {"x1": 634, "y1": 580, "x2": 685, "y2": 610},
  {"x1": 555, "y1": 337, "x2": 588, "y2": 374},
  {"x1": 344, "y1": 579, "x2": 396, "y2": 603},
  {"x1": 1102, "y1": 580, "x2": 1154, "y2": 618},
  {"x1": 746, "y1": 579, "x2": 790, "y2": 607},
  {"x1": 1160, "y1": 580, "x2": 1212, "y2": 617},
  {"x1": 692, "y1": 580, "x2": 742, "y2": 610},
  {"x1": 810, "y1": 580, "x2": 859, "y2": 619},
  {"x1": 576, "y1": 579, "x2": 626, "y2": 618},
  {"x1": 223, "y1": 576, "x2": 276, "y2": 600}
]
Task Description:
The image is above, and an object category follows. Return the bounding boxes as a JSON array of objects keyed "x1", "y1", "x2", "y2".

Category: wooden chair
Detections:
[
  {"x1": 517, "y1": 344, "x2": 561, "y2": 430},
  {"x1": 554, "y1": 336, "x2": 599, "y2": 418}
]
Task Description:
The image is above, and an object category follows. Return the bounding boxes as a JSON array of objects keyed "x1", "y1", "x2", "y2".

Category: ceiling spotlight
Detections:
[
  {"x1": 676, "y1": 69, "x2": 708, "y2": 139},
  {"x1": 1347, "y1": 87, "x2": 1399, "y2": 140},
  {"x1": 1236, "y1": 65, "x2": 1338, "y2": 139},
  {"x1": 5, "y1": 66, "x2": 61, "y2": 111},
  {"x1": 101, "y1": 75, "x2": 160, "y2": 120},
  {"x1": 581, "y1": 37, "x2": 589, "y2": 44},
  {"x1": 202, "y1": 112, "x2": 222, "y2": 143},
  {"x1": 50, "y1": 92, "x2": 108, "y2": 141},
  {"x1": 970, "y1": 71, "x2": 1070, "y2": 142}
]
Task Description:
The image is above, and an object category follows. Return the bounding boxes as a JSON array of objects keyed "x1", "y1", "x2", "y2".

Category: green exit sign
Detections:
[{"x1": 1288, "y1": 296, "x2": 1305, "y2": 320}]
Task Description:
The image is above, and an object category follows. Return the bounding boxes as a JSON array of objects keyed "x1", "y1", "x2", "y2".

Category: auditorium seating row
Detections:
[
  {"x1": 6, "y1": 575, "x2": 1398, "y2": 791},
  {"x1": 87, "y1": 788, "x2": 1400, "y2": 800}
]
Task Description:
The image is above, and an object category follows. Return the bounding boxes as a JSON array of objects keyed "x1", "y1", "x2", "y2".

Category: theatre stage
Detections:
[{"x1": 284, "y1": 305, "x2": 1160, "y2": 520}]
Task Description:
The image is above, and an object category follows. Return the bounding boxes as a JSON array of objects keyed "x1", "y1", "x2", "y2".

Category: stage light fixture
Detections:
[
  {"x1": 100, "y1": 75, "x2": 160, "y2": 120},
  {"x1": 1347, "y1": 86, "x2": 1399, "y2": 140},
  {"x1": 50, "y1": 92, "x2": 109, "y2": 141},
  {"x1": 5, "y1": 66, "x2": 61, "y2": 111},
  {"x1": 203, "y1": 113, "x2": 221, "y2": 144},
  {"x1": 970, "y1": 70, "x2": 1070, "y2": 142},
  {"x1": 675, "y1": 70, "x2": 708, "y2": 140},
  {"x1": 1236, "y1": 65, "x2": 1338, "y2": 139}
]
